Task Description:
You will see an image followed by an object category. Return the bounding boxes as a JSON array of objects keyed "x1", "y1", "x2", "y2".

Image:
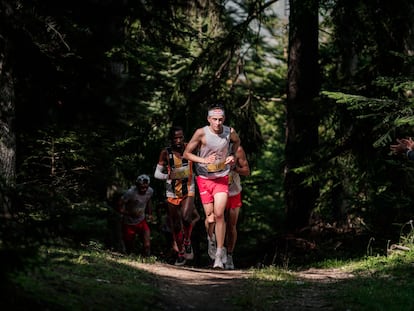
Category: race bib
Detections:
[
  {"x1": 170, "y1": 165, "x2": 190, "y2": 179},
  {"x1": 207, "y1": 161, "x2": 226, "y2": 172}
]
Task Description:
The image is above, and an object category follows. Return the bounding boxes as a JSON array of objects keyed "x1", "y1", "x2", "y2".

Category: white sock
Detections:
[{"x1": 216, "y1": 247, "x2": 223, "y2": 256}]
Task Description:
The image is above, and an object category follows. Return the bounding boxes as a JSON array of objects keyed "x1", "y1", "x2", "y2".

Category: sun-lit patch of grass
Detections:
[
  {"x1": 9, "y1": 244, "x2": 163, "y2": 310},
  {"x1": 311, "y1": 257, "x2": 353, "y2": 269},
  {"x1": 251, "y1": 265, "x2": 296, "y2": 282},
  {"x1": 329, "y1": 251, "x2": 414, "y2": 311},
  {"x1": 289, "y1": 228, "x2": 414, "y2": 310},
  {"x1": 241, "y1": 246, "x2": 414, "y2": 311},
  {"x1": 351, "y1": 250, "x2": 414, "y2": 276}
]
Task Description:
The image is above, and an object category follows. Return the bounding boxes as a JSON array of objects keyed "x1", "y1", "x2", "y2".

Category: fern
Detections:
[{"x1": 322, "y1": 78, "x2": 414, "y2": 148}]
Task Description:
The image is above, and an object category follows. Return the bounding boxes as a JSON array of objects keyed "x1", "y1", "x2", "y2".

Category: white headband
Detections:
[{"x1": 208, "y1": 108, "x2": 225, "y2": 117}]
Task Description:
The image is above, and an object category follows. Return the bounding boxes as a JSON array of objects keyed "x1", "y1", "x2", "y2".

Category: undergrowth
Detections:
[
  {"x1": 246, "y1": 225, "x2": 414, "y2": 311},
  {"x1": 3, "y1": 226, "x2": 414, "y2": 311}
]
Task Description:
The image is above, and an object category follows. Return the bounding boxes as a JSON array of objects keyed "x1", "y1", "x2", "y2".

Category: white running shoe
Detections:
[
  {"x1": 213, "y1": 253, "x2": 224, "y2": 269},
  {"x1": 225, "y1": 254, "x2": 234, "y2": 270},
  {"x1": 207, "y1": 234, "x2": 216, "y2": 260}
]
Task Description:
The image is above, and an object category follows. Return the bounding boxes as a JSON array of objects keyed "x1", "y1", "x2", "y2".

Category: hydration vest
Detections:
[{"x1": 166, "y1": 146, "x2": 189, "y2": 196}]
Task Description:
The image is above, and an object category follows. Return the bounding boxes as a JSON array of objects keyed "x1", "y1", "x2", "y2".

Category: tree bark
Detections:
[
  {"x1": 0, "y1": 1, "x2": 16, "y2": 218},
  {"x1": 284, "y1": 0, "x2": 320, "y2": 232}
]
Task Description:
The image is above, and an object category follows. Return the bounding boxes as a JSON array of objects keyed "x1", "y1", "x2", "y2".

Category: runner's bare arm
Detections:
[
  {"x1": 230, "y1": 128, "x2": 240, "y2": 155},
  {"x1": 235, "y1": 146, "x2": 250, "y2": 176}
]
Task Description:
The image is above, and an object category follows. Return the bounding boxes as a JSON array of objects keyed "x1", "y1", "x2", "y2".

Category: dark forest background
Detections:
[{"x1": 1, "y1": 0, "x2": 414, "y2": 269}]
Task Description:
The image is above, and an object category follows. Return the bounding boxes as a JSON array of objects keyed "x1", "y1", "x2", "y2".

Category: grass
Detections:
[
  {"x1": 245, "y1": 248, "x2": 414, "y2": 311},
  {"x1": 4, "y1": 239, "x2": 414, "y2": 310},
  {"x1": 3, "y1": 242, "x2": 162, "y2": 310},
  {"x1": 329, "y1": 251, "x2": 414, "y2": 310}
]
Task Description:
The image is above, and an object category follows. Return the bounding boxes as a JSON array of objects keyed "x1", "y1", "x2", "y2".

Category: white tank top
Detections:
[
  {"x1": 122, "y1": 186, "x2": 153, "y2": 225},
  {"x1": 195, "y1": 125, "x2": 231, "y2": 179}
]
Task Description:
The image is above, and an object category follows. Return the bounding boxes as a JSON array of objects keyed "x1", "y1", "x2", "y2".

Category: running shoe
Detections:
[
  {"x1": 213, "y1": 253, "x2": 224, "y2": 269},
  {"x1": 221, "y1": 247, "x2": 227, "y2": 265},
  {"x1": 174, "y1": 253, "x2": 186, "y2": 266},
  {"x1": 183, "y1": 240, "x2": 194, "y2": 260},
  {"x1": 207, "y1": 233, "x2": 216, "y2": 260},
  {"x1": 225, "y1": 254, "x2": 234, "y2": 270},
  {"x1": 213, "y1": 248, "x2": 227, "y2": 269}
]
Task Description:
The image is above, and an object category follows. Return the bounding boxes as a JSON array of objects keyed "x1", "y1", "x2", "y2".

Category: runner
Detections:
[
  {"x1": 206, "y1": 145, "x2": 250, "y2": 269},
  {"x1": 120, "y1": 174, "x2": 153, "y2": 256},
  {"x1": 224, "y1": 145, "x2": 250, "y2": 269},
  {"x1": 155, "y1": 126, "x2": 196, "y2": 266},
  {"x1": 183, "y1": 104, "x2": 240, "y2": 269}
]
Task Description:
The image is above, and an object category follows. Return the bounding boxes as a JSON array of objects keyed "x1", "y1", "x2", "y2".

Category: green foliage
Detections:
[
  {"x1": 241, "y1": 100, "x2": 286, "y2": 237},
  {"x1": 323, "y1": 78, "x2": 414, "y2": 149},
  {"x1": 3, "y1": 1, "x2": 290, "y2": 259},
  {"x1": 7, "y1": 0, "x2": 414, "y2": 272},
  {"x1": 318, "y1": 74, "x2": 414, "y2": 233},
  {"x1": 311, "y1": 0, "x2": 414, "y2": 236}
]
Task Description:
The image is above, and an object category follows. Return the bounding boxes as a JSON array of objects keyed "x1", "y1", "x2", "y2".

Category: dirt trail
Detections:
[{"x1": 133, "y1": 262, "x2": 355, "y2": 311}]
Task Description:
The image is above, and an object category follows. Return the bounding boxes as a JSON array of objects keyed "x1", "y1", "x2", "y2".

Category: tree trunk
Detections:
[
  {"x1": 284, "y1": 0, "x2": 320, "y2": 232},
  {"x1": 0, "y1": 2, "x2": 16, "y2": 218}
]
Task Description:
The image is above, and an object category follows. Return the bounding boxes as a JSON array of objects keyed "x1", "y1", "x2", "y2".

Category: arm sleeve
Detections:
[
  {"x1": 154, "y1": 164, "x2": 168, "y2": 180},
  {"x1": 407, "y1": 150, "x2": 414, "y2": 161}
]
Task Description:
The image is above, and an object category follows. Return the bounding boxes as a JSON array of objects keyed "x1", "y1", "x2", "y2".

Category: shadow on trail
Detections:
[{"x1": 134, "y1": 262, "x2": 253, "y2": 310}]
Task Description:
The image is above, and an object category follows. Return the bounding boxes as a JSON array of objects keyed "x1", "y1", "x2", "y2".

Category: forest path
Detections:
[{"x1": 133, "y1": 262, "x2": 355, "y2": 311}]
